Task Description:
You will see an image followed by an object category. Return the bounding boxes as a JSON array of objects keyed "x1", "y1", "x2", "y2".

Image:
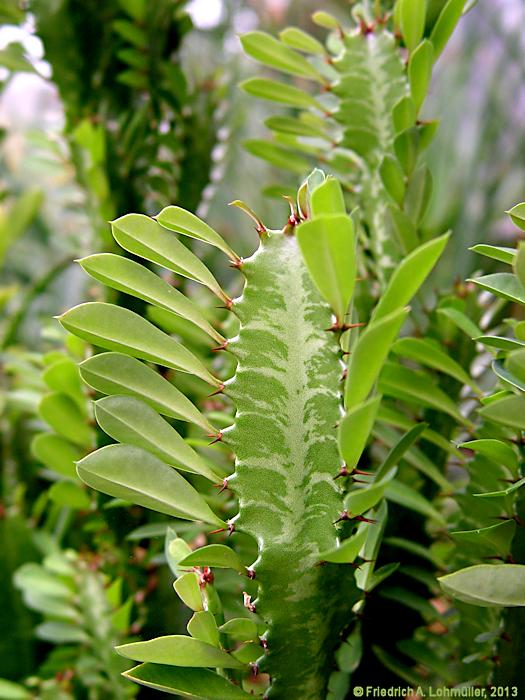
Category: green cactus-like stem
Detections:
[{"x1": 226, "y1": 230, "x2": 359, "y2": 698}]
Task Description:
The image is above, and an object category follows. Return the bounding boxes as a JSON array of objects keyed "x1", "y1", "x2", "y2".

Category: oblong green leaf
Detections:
[
  {"x1": 174, "y1": 573, "x2": 203, "y2": 612},
  {"x1": 297, "y1": 214, "x2": 355, "y2": 323},
  {"x1": 111, "y1": 214, "x2": 227, "y2": 301},
  {"x1": 123, "y1": 664, "x2": 251, "y2": 698},
  {"x1": 375, "y1": 422, "x2": 427, "y2": 481},
  {"x1": 470, "y1": 244, "x2": 516, "y2": 265},
  {"x1": 94, "y1": 396, "x2": 219, "y2": 481},
  {"x1": 458, "y1": 439, "x2": 519, "y2": 473},
  {"x1": 219, "y1": 618, "x2": 258, "y2": 642},
  {"x1": 338, "y1": 396, "x2": 381, "y2": 470},
  {"x1": 240, "y1": 77, "x2": 319, "y2": 109},
  {"x1": 385, "y1": 480, "x2": 446, "y2": 525},
  {"x1": 451, "y1": 521, "x2": 516, "y2": 557},
  {"x1": 116, "y1": 635, "x2": 244, "y2": 669},
  {"x1": 48, "y1": 481, "x2": 90, "y2": 510},
  {"x1": 344, "y1": 308, "x2": 409, "y2": 410},
  {"x1": 243, "y1": 140, "x2": 310, "y2": 175},
  {"x1": 31, "y1": 433, "x2": 80, "y2": 479},
  {"x1": 320, "y1": 523, "x2": 368, "y2": 564},
  {"x1": 179, "y1": 544, "x2": 244, "y2": 573},
  {"x1": 507, "y1": 202, "x2": 525, "y2": 232},
  {"x1": 279, "y1": 27, "x2": 325, "y2": 55},
  {"x1": 430, "y1": 0, "x2": 467, "y2": 59},
  {"x1": 344, "y1": 469, "x2": 397, "y2": 516},
  {"x1": 59, "y1": 303, "x2": 219, "y2": 386},
  {"x1": 156, "y1": 206, "x2": 238, "y2": 261},
  {"x1": 39, "y1": 393, "x2": 92, "y2": 448},
  {"x1": 478, "y1": 395, "x2": 525, "y2": 430},
  {"x1": 187, "y1": 612, "x2": 220, "y2": 647},
  {"x1": 469, "y1": 272, "x2": 525, "y2": 305},
  {"x1": 79, "y1": 254, "x2": 224, "y2": 343},
  {"x1": 439, "y1": 564, "x2": 525, "y2": 607},
  {"x1": 79, "y1": 353, "x2": 213, "y2": 431},
  {"x1": 241, "y1": 31, "x2": 323, "y2": 81},
  {"x1": 265, "y1": 115, "x2": 326, "y2": 139},
  {"x1": 400, "y1": 0, "x2": 426, "y2": 52},
  {"x1": 409, "y1": 40, "x2": 433, "y2": 112},
  {"x1": 309, "y1": 177, "x2": 346, "y2": 218},
  {"x1": 76, "y1": 444, "x2": 224, "y2": 526},
  {"x1": 473, "y1": 476, "x2": 525, "y2": 499}
]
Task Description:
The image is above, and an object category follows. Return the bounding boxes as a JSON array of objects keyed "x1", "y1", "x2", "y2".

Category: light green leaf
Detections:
[
  {"x1": 311, "y1": 11, "x2": 340, "y2": 29},
  {"x1": 355, "y1": 501, "x2": 388, "y2": 591},
  {"x1": 243, "y1": 140, "x2": 310, "y2": 175},
  {"x1": 344, "y1": 469, "x2": 397, "y2": 516},
  {"x1": 179, "y1": 545, "x2": 244, "y2": 573},
  {"x1": 14, "y1": 563, "x2": 74, "y2": 600},
  {"x1": 385, "y1": 480, "x2": 446, "y2": 525},
  {"x1": 79, "y1": 353, "x2": 213, "y2": 430},
  {"x1": 345, "y1": 308, "x2": 409, "y2": 410},
  {"x1": 48, "y1": 481, "x2": 90, "y2": 510},
  {"x1": 79, "y1": 254, "x2": 224, "y2": 343},
  {"x1": 437, "y1": 306, "x2": 481, "y2": 338},
  {"x1": 399, "y1": 0, "x2": 426, "y2": 52},
  {"x1": 0, "y1": 679, "x2": 31, "y2": 699},
  {"x1": 451, "y1": 521, "x2": 516, "y2": 557},
  {"x1": 391, "y1": 337, "x2": 479, "y2": 391},
  {"x1": 439, "y1": 564, "x2": 525, "y2": 607},
  {"x1": 240, "y1": 77, "x2": 318, "y2": 109},
  {"x1": 36, "y1": 621, "x2": 88, "y2": 644},
  {"x1": 515, "y1": 242, "x2": 525, "y2": 288},
  {"x1": 166, "y1": 532, "x2": 192, "y2": 579},
  {"x1": 430, "y1": 0, "x2": 467, "y2": 59},
  {"x1": 473, "y1": 477, "x2": 525, "y2": 499},
  {"x1": 42, "y1": 358, "x2": 84, "y2": 408},
  {"x1": 187, "y1": 612, "x2": 220, "y2": 647},
  {"x1": 297, "y1": 214, "x2": 355, "y2": 323},
  {"x1": 409, "y1": 40, "x2": 433, "y2": 112},
  {"x1": 123, "y1": 664, "x2": 251, "y2": 698},
  {"x1": 507, "y1": 202, "x2": 525, "y2": 232},
  {"x1": 111, "y1": 214, "x2": 228, "y2": 301},
  {"x1": 492, "y1": 358, "x2": 525, "y2": 392},
  {"x1": 372, "y1": 233, "x2": 450, "y2": 322},
  {"x1": 469, "y1": 272, "x2": 525, "y2": 305},
  {"x1": 470, "y1": 244, "x2": 516, "y2": 265},
  {"x1": 338, "y1": 396, "x2": 381, "y2": 470},
  {"x1": 31, "y1": 433, "x2": 80, "y2": 479},
  {"x1": 219, "y1": 618, "x2": 258, "y2": 642},
  {"x1": 380, "y1": 155, "x2": 405, "y2": 205},
  {"x1": 241, "y1": 31, "x2": 323, "y2": 81},
  {"x1": 174, "y1": 573, "x2": 204, "y2": 612},
  {"x1": 59, "y1": 303, "x2": 219, "y2": 386},
  {"x1": 478, "y1": 395, "x2": 525, "y2": 430},
  {"x1": 95, "y1": 396, "x2": 219, "y2": 481},
  {"x1": 393, "y1": 95, "x2": 417, "y2": 133},
  {"x1": 375, "y1": 422, "x2": 427, "y2": 481},
  {"x1": 156, "y1": 206, "x2": 238, "y2": 261},
  {"x1": 279, "y1": 27, "x2": 325, "y2": 55},
  {"x1": 320, "y1": 523, "x2": 368, "y2": 564},
  {"x1": 76, "y1": 444, "x2": 224, "y2": 526},
  {"x1": 265, "y1": 115, "x2": 326, "y2": 139},
  {"x1": 458, "y1": 439, "x2": 519, "y2": 473},
  {"x1": 309, "y1": 177, "x2": 346, "y2": 218},
  {"x1": 39, "y1": 393, "x2": 92, "y2": 448},
  {"x1": 116, "y1": 635, "x2": 244, "y2": 669}
]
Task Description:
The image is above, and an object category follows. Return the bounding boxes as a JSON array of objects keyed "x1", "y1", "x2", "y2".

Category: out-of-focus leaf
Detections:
[
  {"x1": 31, "y1": 433, "x2": 80, "y2": 479},
  {"x1": 279, "y1": 27, "x2": 325, "y2": 55},
  {"x1": 48, "y1": 481, "x2": 90, "y2": 510},
  {"x1": 469, "y1": 273, "x2": 525, "y2": 305},
  {"x1": 409, "y1": 40, "x2": 433, "y2": 112},
  {"x1": 240, "y1": 77, "x2": 319, "y2": 109},
  {"x1": 399, "y1": 0, "x2": 426, "y2": 52},
  {"x1": 478, "y1": 395, "x2": 525, "y2": 431},
  {"x1": 439, "y1": 564, "x2": 525, "y2": 607},
  {"x1": 385, "y1": 480, "x2": 446, "y2": 525},
  {"x1": 38, "y1": 393, "x2": 92, "y2": 448},
  {"x1": 430, "y1": 0, "x2": 468, "y2": 59},
  {"x1": 241, "y1": 31, "x2": 323, "y2": 81}
]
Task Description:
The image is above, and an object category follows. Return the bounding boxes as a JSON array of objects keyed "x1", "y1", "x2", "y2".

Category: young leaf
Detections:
[
  {"x1": 439, "y1": 564, "x2": 525, "y2": 607},
  {"x1": 240, "y1": 77, "x2": 319, "y2": 109},
  {"x1": 507, "y1": 202, "x2": 525, "y2": 231},
  {"x1": 116, "y1": 635, "x2": 244, "y2": 668},
  {"x1": 187, "y1": 612, "x2": 220, "y2": 647},
  {"x1": 372, "y1": 233, "x2": 450, "y2": 322},
  {"x1": 156, "y1": 206, "x2": 239, "y2": 261},
  {"x1": 409, "y1": 40, "x2": 433, "y2": 112},
  {"x1": 76, "y1": 444, "x2": 224, "y2": 526},
  {"x1": 297, "y1": 214, "x2": 356, "y2": 323},
  {"x1": 399, "y1": 0, "x2": 426, "y2": 53},
  {"x1": 174, "y1": 573, "x2": 204, "y2": 612},
  {"x1": 241, "y1": 31, "x2": 323, "y2": 81},
  {"x1": 123, "y1": 664, "x2": 251, "y2": 698},
  {"x1": 219, "y1": 619, "x2": 258, "y2": 642},
  {"x1": 94, "y1": 396, "x2": 220, "y2": 481},
  {"x1": 79, "y1": 254, "x2": 224, "y2": 343},
  {"x1": 311, "y1": 11, "x2": 340, "y2": 30},
  {"x1": 79, "y1": 352, "x2": 213, "y2": 430},
  {"x1": 470, "y1": 244, "x2": 516, "y2": 265},
  {"x1": 344, "y1": 468, "x2": 397, "y2": 516},
  {"x1": 309, "y1": 177, "x2": 346, "y2": 217},
  {"x1": 319, "y1": 523, "x2": 368, "y2": 564},
  {"x1": 59, "y1": 303, "x2": 219, "y2": 386},
  {"x1": 430, "y1": 0, "x2": 467, "y2": 59},
  {"x1": 178, "y1": 544, "x2": 244, "y2": 573},
  {"x1": 338, "y1": 396, "x2": 381, "y2": 470},
  {"x1": 344, "y1": 308, "x2": 409, "y2": 410},
  {"x1": 111, "y1": 214, "x2": 228, "y2": 301}
]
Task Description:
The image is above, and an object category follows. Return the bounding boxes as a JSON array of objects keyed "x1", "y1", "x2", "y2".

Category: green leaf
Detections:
[
  {"x1": 187, "y1": 612, "x2": 220, "y2": 647},
  {"x1": 437, "y1": 306, "x2": 481, "y2": 338},
  {"x1": 430, "y1": 0, "x2": 467, "y2": 59},
  {"x1": 355, "y1": 502, "x2": 388, "y2": 591},
  {"x1": 375, "y1": 422, "x2": 427, "y2": 481},
  {"x1": 338, "y1": 397, "x2": 381, "y2": 470},
  {"x1": 404, "y1": 165, "x2": 433, "y2": 225},
  {"x1": 240, "y1": 77, "x2": 318, "y2": 109},
  {"x1": 515, "y1": 242, "x2": 525, "y2": 288},
  {"x1": 493, "y1": 358, "x2": 525, "y2": 392},
  {"x1": 179, "y1": 545, "x2": 244, "y2": 573},
  {"x1": 123, "y1": 664, "x2": 251, "y2": 698},
  {"x1": 335, "y1": 625, "x2": 362, "y2": 674},
  {"x1": 380, "y1": 156, "x2": 405, "y2": 205},
  {"x1": 156, "y1": 207, "x2": 238, "y2": 261},
  {"x1": 475, "y1": 336, "x2": 525, "y2": 351},
  {"x1": 344, "y1": 308, "x2": 409, "y2": 410},
  {"x1": 38, "y1": 393, "x2": 92, "y2": 448},
  {"x1": 344, "y1": 469, "x2": 397, "y2": 517},
  {"x1": 0, "y1": 679, "x2": 31, "y2": 699},
  {"x1": 391, "y1": 337, "x2": 479, "y2": 391},
  {"x1": 297, "y1": 214, "x2": 355, "y2": 323},
  {"x1": 76, "y1": 444, "x2": 224, "y2": 526},
  {"x1": 478, "y1": 395, "x2": 525, "y2": 431},
  {"x1": 507, "y1": 202, "x2": 525, "y2": 232},
  {"x1": 469, "y1": 273, "x2": 525, "y2": 305},
  {"x1": 59, "y1": 303, "x2": 219, "y2": 386},
  {"x1": 393, "y1": 96, "x2": 417, "y2": 133},
  {"x1": 166, "y1": 532, "x2": 192, "y2": 578},
  {"x1": 311, "y1": 11, "x2": 340, "y2": 30},
  {"x1": 439, "y1": 564, "x2": 525, "y2": 607},
  {"x1": 319, "y1": 523, "x2": 368, "y2": 564},
  {"x1": 458, "y1": 439, "x2": 518, "y2": 473},
  {"x1": 42, "y1": 358, "x2": 84, "y2": 407},
  {"x1": 309, "y1": 177, "x2": 346, "y2": 218},
  {"x1": 470, "y1": 244, "x2": 516, "y2": 265},
  {"x1": 279, "y1": 27, "x2": 325, "y2": 55},
  {"x1": 385, "y1": 480, "x2": 446, "y2": 525},
  {"x1": 399, "y1": 0, "x2": 426, "y2": 52},
  {"x1": 409, "y1": 40, "x2": 433, "y2": 112},
  {"x1": 473, "y1": 477, "x2": 525, "y2": 499},
  {"x1": 116, "y1": 635, "x2": 244, "y2": 668},
  {"x1": 14, "y1": 563, "x2": 74, "y2": 600},
  {"x1": 265, "y1": 115, "x2": 326, "y2": 139},
  {"x1": 451, "y1": 521, "x2": 516, "y2": 557},
  {"x1": 48, "y1": 481, "x2": 90, "y2": 510},
  {"x1": 241, "y1": 31, "x2": 323, "y2": 81},
  {"x1": 372, "y1": 233, "x2": 450, "y2": 322},
  {"x1": 95, "y1": 396, "x2": 219, "y2": 481},
  {"x1": 36, "y1": 621, "x2": 88, "y2": 644},
  {"x1": 174, "y1": 573, "x2": 204, "y2": 612},
  {"x1": 79, "y1": 254, "x2": 224, "y2": 343},
  {"x1": 243, "y1": 140, "x2": 310, "y2": 175},
  {"x1": 79, "y1": 353, "x2": 212, "y2": 430},
  {"x1": 219, "y1": 618, "x2": 258, "y2": 642},
  {"x1": 111, "y1": 214, "x2": 227, "y2": 301},
  {"x1": 31, "y1": 433, "x2": 80, "y2": 479}
]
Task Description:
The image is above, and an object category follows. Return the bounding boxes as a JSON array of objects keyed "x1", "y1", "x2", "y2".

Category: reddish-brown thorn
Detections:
[
  {"x1": 353, "y1": 469, "x2": 374, "y2": 476},
  {"x1": 352, "y1": 477, "x2": 369, "y2": 484},
  {"x1": 207, "y1": 431, "x2": 223, "y2": 445},
  {"x1": 213, "y1": 478, "x2": 229, "y2": 494},
  {"x1": 246, "y1": 567, "x2": 256, "y2": 580},
  {"x1": 243, "y1": 592, "x2": 256, "y2": 613},
  {"x1": 326, "y1": 322, "x2": 366, "y2": 333},
  {"x1": 340, "y1": 369, "x2": 348, "y2": 382},
  {"x1": 260, "y1": 637, "x2": 268, "y2": 650},
  {"x1": 354, "y1": 515, "x2": 377, "y2": 524},
  {"x1": 334, "y1": 510, "x2": 351, "y2": 524},
  {"x1": 229, "y1": 258, "x2": 244, "y2": 269},
  {"x1": 251, "y1": 663, "x2": 259, "y2": 677},
  {"x1": 501, "y1": 632, "x2": 512, "y2": 643},
  {"x1": 208, "y1": 526, "x2": 227, "y2": 535},
  {"x1": 208, "y1": 384, "x2": 225, "y2": 398},
  {"x1": 283, "y1": 196, "x2": 300, "y2": 227},
  {"x1": 211, "y1": 340, "x2": 229, "y2": 353},
  {"x1": 334, "y1": 465, "x2": 350, "y2": 480}
]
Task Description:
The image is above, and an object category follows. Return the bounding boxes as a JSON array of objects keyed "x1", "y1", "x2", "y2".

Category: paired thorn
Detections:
[
  {"x1": 207, "y1": 430, "x2": 223, "y2": 445},
  {"x1": 208, "y1": 521, "x2": 235, "y2": 536},
  {"x1": 283, "y1": 196, "x2": 300, "y2": 227},
  {"x1": 335, "y1": 511, "x2": 377, "y2": 525},
  {"x1": 229, "y1": 258, "x2": 244, "y2": 270},
  {"x1": 213, "y1": 478, "x2": 229, "y2": 494},
  {"x1": 326, "y1": 321, "x2": 366, "y2": 333},
  {"x1": 211, "y1": 340, "x2": 229, "y2": 353},
  {"x1": 243, "y1": 591, "x2": 256, "y2": 613},
  {"x1": 217, "y1": 297, "x2": 234, "y2": 311},
  {"x1": 208, "y1": 383, "x2": 225, "y2": 398},
  {"x1": 334, "y1": 465, "x2": 350, "y2": 480}
]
